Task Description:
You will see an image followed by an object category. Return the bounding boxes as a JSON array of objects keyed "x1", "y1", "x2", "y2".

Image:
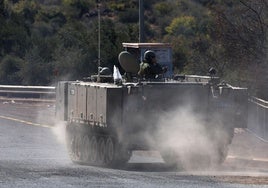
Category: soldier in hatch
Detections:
[{"x1": 138, "y1": 50, "x2": 167, "y2": 79}]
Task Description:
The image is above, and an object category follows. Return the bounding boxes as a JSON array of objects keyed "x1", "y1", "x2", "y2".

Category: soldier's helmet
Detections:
[
  {"x1": 144, "y1": 50, "x2": 156, "y2": 63},
  {"x1": 100, "y1": 67, "x2": 112, "y2": 75}
]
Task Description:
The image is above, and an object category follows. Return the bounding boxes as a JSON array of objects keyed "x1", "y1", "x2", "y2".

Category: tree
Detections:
[
  {"x1": 0, "y1": 55, "x2": 23, "y2": 84},
  {"x1": 164, "y1": 3, "x2": 217, "y2": 76},
  {"x1": 20, "y1": 46, "x2": 53, "y2": 85},
  {"x1": 209, "y1": 0, "x2": 268, "y2": 96}
]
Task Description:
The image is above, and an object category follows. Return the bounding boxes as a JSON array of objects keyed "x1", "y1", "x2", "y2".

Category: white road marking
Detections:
[
  {"x1": 227, "y1": 155, "x2": 268, "y2": 162},
  {"x1": 0, "y1": 115, "x2": 52, "y2": 128}
]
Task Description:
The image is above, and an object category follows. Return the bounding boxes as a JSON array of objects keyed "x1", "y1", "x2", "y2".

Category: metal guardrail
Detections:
[
  {"x1": 0, "y1": 85, "x2": 55, "y2": 99},
  {"x1": 0, "y1": 85, "x2": 267, "y2": 140},
  {"x1": 248, "y1": 97, "x2": 268, "y2": 140}
]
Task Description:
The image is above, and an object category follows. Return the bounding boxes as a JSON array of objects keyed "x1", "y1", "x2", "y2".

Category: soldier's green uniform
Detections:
[
  {"x1": 138, "y1": 62, "x2": 150, "y2": 76},
  {"x1": 138, "y1": 50, "x2": 166, "y2": 79}
]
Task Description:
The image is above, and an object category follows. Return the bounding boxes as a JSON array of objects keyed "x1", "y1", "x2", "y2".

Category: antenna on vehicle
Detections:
[
  {"x1": 139, "y1": 0, "x2": 145, "y2": 43},
  {"x1": 97, "y1": 0, "x2": 101, "y2": 82}
]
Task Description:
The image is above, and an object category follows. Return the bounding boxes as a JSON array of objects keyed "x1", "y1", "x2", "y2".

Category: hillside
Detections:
[{"x1": 0, "y1": 0, "x2": 267, "y2": 98}]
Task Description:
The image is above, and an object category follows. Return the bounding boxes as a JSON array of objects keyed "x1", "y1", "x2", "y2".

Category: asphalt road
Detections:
[{"x1": 0, "y1": 100, "x2": 267, "y2": 187}]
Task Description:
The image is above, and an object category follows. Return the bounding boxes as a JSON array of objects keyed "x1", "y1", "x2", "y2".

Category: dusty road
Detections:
[{"x1": 0, "y1": 100, "x2": 267, "y2": 187}]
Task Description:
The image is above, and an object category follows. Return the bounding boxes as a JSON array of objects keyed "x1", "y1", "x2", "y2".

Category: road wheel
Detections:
[
  {"x1": 68, "y1": 136, "x2": 76, "y2": 160},
  {"x1": 98, "y1": 137, "x2": 106, "y2": 164},
  {"x1": 65, "y1": 125, "x2": 76, "y2": 160},
  {"x1": 217, "y1": 143, "x2": 229, "y2": 164},
  {"x1": 161, "y1": 152, "x2": 179, "y2": 169},
  {"x1": 105, "y1": 137, "x2": 115, "y2": 165},
  {"x1": 115, "y1": 146, "x2": 131, "y2": 166},
  {"x1": 74, "y1": 135, "x2": 82, "y2": 161},
  {"x1": 89, "y1": 136, "x2": 98, "y2": 164},
  {"x1": 81, "y1": 135, "x2": 91, "y2": 162}
]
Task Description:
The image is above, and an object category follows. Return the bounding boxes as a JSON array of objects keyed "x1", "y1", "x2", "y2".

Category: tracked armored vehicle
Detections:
[{"x1": 56, "y1": 43, "x2": 248, "y2": 167}]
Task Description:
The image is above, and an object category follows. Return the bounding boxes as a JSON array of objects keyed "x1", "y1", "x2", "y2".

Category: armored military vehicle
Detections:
[{"x1": 56, "y1": 43, "x2": 248, "y2": 167}]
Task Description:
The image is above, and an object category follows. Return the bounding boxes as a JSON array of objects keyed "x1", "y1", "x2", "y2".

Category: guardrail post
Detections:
[
  {"x1": 248, "y1": 97, "x2": 268, "y2": 140},
  {"x1": 263, "y1": 109, "x2": 268, "y2": 138}
]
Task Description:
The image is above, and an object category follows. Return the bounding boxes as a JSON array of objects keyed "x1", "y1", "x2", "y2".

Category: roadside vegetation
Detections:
[{"x1": 0, "y1": 0, "x2": 267, "y2": 98}]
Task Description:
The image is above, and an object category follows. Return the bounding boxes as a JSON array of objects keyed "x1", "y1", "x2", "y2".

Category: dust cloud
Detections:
[
  {"x1": 34, "y1": 89, "x2": 67, "y2": 146},
  {"x1": 152, "y1": 105, "x2": 225, "y2": 171},
  {"x1": 46, "y1": 81, "x2": 68, "y2": 146},
  {"x1": 51, "y1": 120, "x2": 67, "y2": 145}
]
